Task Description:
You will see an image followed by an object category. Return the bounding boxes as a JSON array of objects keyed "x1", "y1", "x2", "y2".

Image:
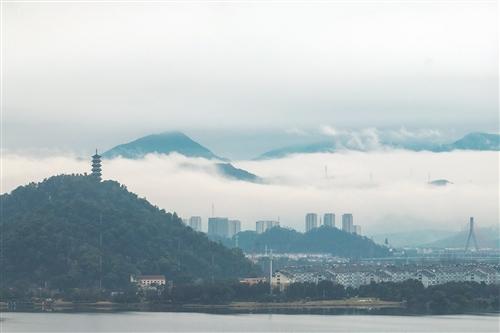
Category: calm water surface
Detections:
[{"x1": 1, "y1": 312, "x2": 499, "y2": 332}]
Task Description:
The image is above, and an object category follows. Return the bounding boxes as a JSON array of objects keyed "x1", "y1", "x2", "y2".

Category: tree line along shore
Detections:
[{"x1": 2, "y1": 280, "x2": 499, "y2": 315}]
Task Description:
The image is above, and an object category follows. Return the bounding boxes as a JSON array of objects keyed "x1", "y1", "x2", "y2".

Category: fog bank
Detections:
[{"x1": 2, "y1": 151, "x2": 498, "y2": 234}]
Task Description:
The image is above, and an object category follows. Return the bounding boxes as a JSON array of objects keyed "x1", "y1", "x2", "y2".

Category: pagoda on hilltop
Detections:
[{"x1": 91, "y1": 149, "x2": 102, "y2": 181}]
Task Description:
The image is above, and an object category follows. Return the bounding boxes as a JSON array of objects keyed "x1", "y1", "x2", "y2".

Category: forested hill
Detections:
[
  {"x1": 235, "y1": 226, "x2": 390, "y2": 258},
  {"x1": 0, "y1": 175, "x2": 259, "y2": 290}
]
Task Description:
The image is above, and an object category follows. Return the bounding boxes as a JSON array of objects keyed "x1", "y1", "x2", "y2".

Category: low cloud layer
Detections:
[
  {"x1": 2, "y1": 151, "x2": 498, "y2": 235},
  {"x1": 317, "y1": 126, "x2": 447, "y2": 151}
]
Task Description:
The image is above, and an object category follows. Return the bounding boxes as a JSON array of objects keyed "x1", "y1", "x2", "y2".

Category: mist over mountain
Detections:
[
  {"x1": 103, "y1": 131, "x2": 261, "y2": 183},
  {"x1": 3, "y1": 148, "x2": 497, "y2": 233},
  {"x1": 103, "y1": 131, "x2": 225, "y2": 160},
  {"x1": 214, "y1": 163, "x2": 261, "y2": 183},
  {"x1": 422, "y1": 227, "x2": 500, "y2": 249},
  {"x1": 371, "y1": 230, "x2": 456, "y2": 248},
  {"x1": 256, "y1": 132, "x2": 500, "y2": 160},
  {"x1": 446, "y1": 132, "x2": 500, "y2": 151},
  {"x1": 371, "y1": 226, "x2": 500, "y2": 249}
]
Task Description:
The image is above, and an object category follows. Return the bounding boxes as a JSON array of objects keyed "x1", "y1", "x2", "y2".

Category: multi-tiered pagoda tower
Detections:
[{"x1": 91, "y1": 149, "x2": 102, "y2": 181}]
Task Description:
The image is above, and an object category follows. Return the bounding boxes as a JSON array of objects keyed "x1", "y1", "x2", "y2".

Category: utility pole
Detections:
[
  {"x1": 211, "y1": 254, "x2": 215, "y2": 284},
  {"x1": 269, "y1": 249, "x2": 273, "y2": 296},
  {"x1": 178, "y1": 239, "x2": 181, "y2": 271},
  {"x1": 99, "y1": 214, "x2": 103, "y2": 292}
]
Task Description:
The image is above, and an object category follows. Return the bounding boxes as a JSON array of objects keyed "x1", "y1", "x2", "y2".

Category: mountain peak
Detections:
[
  {"x1": 450, "y1": 132, "x2": 500, "y2": 151},
  {"x1": 103, "y1": 131, "x2": 225, "y2": 160}
]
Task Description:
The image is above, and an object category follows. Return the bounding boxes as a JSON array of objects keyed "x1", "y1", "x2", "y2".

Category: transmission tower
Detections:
[{"x1": 464, "y1": 217, "x2": 479, "y2": 252}]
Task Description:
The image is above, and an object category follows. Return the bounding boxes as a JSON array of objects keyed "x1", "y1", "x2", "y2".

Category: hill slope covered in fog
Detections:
[{"x1": 257, "y1": 132, "x2": 500, "y2": 159}]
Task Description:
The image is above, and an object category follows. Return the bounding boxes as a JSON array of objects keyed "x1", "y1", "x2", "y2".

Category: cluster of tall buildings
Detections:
[
  {"x1": 256, "y1": 220, "x2": 280, "y2": 234},
  {"x1": 183, "y1": 212, "x2": 361, "y2": 238},
  {"x1": 305, "y1": 213, "x2": 361, "y2": 235},
  {"x1": 188, "y1": 216, "x2": 202, "y2": 232},
  {"x1": 184, "y1": 216, "x2": 280, "y2": 238},
  {"x1": 207, "y1": 217, "x2": 241, "y2": 238}
]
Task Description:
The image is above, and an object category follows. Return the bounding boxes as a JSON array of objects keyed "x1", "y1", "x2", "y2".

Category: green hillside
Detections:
[
  {"x1": 235, "y1": 226, "x2": 390, "y2": 258},
  {"x1": 0, "y1": 175, "x2": 259, "y2": 291},
  {"x1": 103, "y1": 131, "x2": 224, "y2": 160}
]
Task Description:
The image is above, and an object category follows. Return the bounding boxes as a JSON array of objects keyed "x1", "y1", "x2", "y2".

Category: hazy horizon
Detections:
[
  {"x1": 2, "y1": 1, "x2": 498, "y2": 236},
  {"x1": 3, "y1": 149, "x2": 498, "y2": 235},
  {"x1": 3, "y1": 1, "x2": 498, "y2": 155}
]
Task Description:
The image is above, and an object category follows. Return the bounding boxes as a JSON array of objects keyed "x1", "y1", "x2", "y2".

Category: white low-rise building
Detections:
[
  {"x1": 272, "y1": 271, "x2": 293, "y2": 292},
  {"x1": 131, "y1": 275, "x2": 167, "y2": 289}
]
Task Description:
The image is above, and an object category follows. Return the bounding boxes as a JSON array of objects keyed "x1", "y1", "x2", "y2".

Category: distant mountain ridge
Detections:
[
  {"x1": 371, "y1": 229, "x2": 455, "y2": 248},
  {"x1": 103, "y1": 131, "x2": 261, "y2": 183},
  {"x1": 215, "y1": 163, "x2": 261, "y2": 183},
  {"x1": 103, "y1": 131, "x2": 225, "y2": 160},
  {"x1": 256, "y1": 132, "x2": 500, "y2": 159},
  {"x1": 372, "y1": 226, "x2": 500, "y2": 249},
  {"x1": 422, "y1": 227, "x2": 500, "y2": 249},
  {"x1": 446, "y1": 132, "x2": 500, "y2": 151}
]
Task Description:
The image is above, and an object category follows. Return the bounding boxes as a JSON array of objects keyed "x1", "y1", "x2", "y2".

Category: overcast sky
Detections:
[{"x1": 3, "y1": 1, "x2": 498, "y2": 155}]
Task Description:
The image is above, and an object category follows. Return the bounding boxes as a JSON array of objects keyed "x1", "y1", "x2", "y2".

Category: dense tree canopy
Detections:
[
  {"x1": 0, "y1": 175, "x2": 260, "y2": 291},
  {"x1": 235, "y1": 226, "x2": 390, "y2": 258}
]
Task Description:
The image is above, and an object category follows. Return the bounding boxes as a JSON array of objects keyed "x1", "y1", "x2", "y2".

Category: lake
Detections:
[{"x1": 1, "y1": 312, "x2": 499, "y2": 332}]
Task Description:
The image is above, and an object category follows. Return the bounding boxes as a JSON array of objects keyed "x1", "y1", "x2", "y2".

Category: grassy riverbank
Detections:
[
  {"x1": 1, "y1": 298, "x2": 402, "y2": 313},
  {"x1": 183, "y1": 298, "x2": 402, "y2": 310}
]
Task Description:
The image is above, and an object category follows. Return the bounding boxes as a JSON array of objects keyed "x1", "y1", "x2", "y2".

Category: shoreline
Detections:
[
  {"x1": 3, "y1": 299, "x2": 499, "y2": 316},
  {"x1": 1, "y1": 298, "x2": 402, "y2": 313},
  {"x1": 182, "y1": 299, "x2": 403, "y2": 311}
]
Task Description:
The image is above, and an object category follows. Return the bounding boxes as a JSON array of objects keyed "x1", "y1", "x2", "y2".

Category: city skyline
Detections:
[{"x1": 186, "y1": 212, "x2": 358, "y2": 235}]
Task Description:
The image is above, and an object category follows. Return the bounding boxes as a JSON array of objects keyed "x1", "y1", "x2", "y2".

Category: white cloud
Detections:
[
  {"x1": 284, "y1": 128, "x2": 310, "y2": 136},
  {"x1": 2, "y1": 151, "x2": 498, "y2": 235},
  {"x1": 320, "y1": 125, "x2": 339, "y2": 137}
]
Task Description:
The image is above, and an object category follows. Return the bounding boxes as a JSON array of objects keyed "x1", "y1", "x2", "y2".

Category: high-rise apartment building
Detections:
[
  {"x1": 324, "y1": 213, "x2": 335, "y2": 228},
  {"x1": 188, "y1": 216, "x2": 202, "y2": 232},
  {"x1": 353, "y1": 225, "x2": 361, "y2": 235},
  {"x1": 208, "y1": 217, "x2": 229, "y2": 238},
  {"x1": 228, "y1": 220, "x2": 241, "y2": 238},
  {"x1": 256, "y1": 220, "x2": 279, "y2": 234},
  {"x1": 342, "y1": 213, "x2": 354, "y2": 233},
  {"x1": 305, "y1": 213, "x2": 318, "y2": 232}
]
